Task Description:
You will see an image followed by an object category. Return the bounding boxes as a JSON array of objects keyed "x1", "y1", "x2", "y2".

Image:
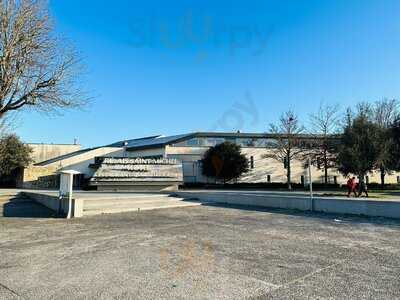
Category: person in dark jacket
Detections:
[{"x1": 358, "y1": 177, "x2": 369, "y2": 197}]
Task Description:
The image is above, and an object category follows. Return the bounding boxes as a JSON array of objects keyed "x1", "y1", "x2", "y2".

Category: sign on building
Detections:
[{"x1": 89, "y1": 157, "x2": 183, "y2": 191}]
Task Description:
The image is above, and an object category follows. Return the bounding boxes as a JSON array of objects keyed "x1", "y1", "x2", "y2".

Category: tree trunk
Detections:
[
  {"x1": 324, "y1": 151, "x2": 328, "y2": 185},
  {"x1": 287, "y1": 156, "x2": 292, "y2": 191},
  {"x1": 360, "y1": 173, "x2": 366, "y2": 191},
  {"x1": 380, "y1": 166, "x2": 385, "y2": 190}
]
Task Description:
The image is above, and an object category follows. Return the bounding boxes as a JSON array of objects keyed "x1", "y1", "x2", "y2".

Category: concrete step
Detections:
[
  {"x1": 84, "y1": 198, "x2": 190, "y2": 211},
  {"x1": 83, "y1": 196, "x2": 182, "y2": 209},
  {"x1": 83, "y1": 199, "x2": 202, "y2": 216}
]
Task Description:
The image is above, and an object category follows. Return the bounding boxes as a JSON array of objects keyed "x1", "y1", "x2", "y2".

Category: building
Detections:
[
  {"x1": 9, "y1": 143, "x2": 81, "y2": 188},
  {"x1": 27, "y1": 143, "x2": 82, "y2": 164},
  {"x1": 20, "y1": 132, "x2": 400, "y2": 189}
]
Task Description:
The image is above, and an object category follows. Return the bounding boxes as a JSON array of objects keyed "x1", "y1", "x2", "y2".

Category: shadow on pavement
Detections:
[
  {"x1": 1, "y1": 196, "x2": 57, "y2": 218},
  {"x1": 194, "y1": 201, "x2": 400, "y2": 227}
]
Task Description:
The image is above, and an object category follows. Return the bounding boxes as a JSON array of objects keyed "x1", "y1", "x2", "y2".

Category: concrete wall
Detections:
[
  {"x1": 175, "y1": 191, "x2": 400, "y2": 219},
  {"x1": 22, "y1": 191, "x2": 83, "y2": 218},
  {"x1": 22, "y1": 165, "x2": 59, "y2": 189},
  {"x1": 27, "y1": 143, "x2": 82, "y2": 164},
  {"x1": 21, "y1": 147, "x2": 139, "y2": 188}
]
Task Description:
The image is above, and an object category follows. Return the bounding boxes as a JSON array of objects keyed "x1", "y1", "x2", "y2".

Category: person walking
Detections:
[
  {"x1": 347, "y1": 177, "x2": 357, "y2": 197},
  {"x1": 358, "y1": 177, "x2": 369, "y2": 197}
]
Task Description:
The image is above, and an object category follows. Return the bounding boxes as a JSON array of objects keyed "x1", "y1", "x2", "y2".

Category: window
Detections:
[
  {"x1": 237, "y1": 138, "x2": 256, "y2": 147},
  {"x1": 283, "y1": 157, "x2": 288, "y2": 169},
  {"x1": 397, "y1": 176, "x2": 400, "y2": 184},
  {"x1": 225, "y1": 137, "x2": 236, "y2": 144},
  {"x1": 173, "y1": 138, "x2": 206, "y2": 147},
  {"x1": 173, "y1": 137, "x2": 226, "y2": 147},
  {"x1": 301, "y1": 175, "x2": 305, "y2": 185},
  {"x1": 205, "y1": 137, "x2": 225, "y2": 147},
  {"x1": 267, "y1": 175, "x2": 271, "y2": 183},
  {"x1": 264, "y1": 139, "x2": 279, "y2": 148},
  {"x1": 250, "y1": 156, "x2": 254, "y2": 169},
  {"x1": 172, "y1": 136, "x2": 285, "y2": 148},
  {"x1": 317, "y1": 159, "x2": 321, "y2": 169}
]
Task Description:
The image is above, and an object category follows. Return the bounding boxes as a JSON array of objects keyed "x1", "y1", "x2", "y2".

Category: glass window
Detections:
[
  {"x1": 225, "y1": 137, "x2": 236, "y2": 144},
  {"x1": 172, "y1": 136, "x2": 282, "y2": 148},
  {"x1": 264, "y1": 139, "x2": 279, "y2": 148},
  {"x1": 250, "y1": 156, "x2": 254, "y2": 169},
  {"x1": 172, "y1": 137, "x2": 209, "y2": 147},
  {"x1": 204, "y1": 138, "x2": 225, "y2": 146},
  {"x1": 186, "y1": 138, "x2": 200, "y2": 146},
  {"x1": 237, "y1": 138, "x2": 256, "y2": 147}
]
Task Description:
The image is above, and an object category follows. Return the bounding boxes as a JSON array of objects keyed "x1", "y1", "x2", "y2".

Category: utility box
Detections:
[{"x1": 59, "y1": 170, "x2": 82, "y2": 218}]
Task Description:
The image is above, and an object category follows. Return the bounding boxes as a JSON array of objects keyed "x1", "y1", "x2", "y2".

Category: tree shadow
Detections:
[{"x1": 1, "y1": 195, "x2": 58, "y2": 218}]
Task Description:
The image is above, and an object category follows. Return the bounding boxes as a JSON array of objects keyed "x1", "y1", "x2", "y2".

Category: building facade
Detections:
[{"x1": 20, "y1": 132, "x2": 400, "y2": 189}]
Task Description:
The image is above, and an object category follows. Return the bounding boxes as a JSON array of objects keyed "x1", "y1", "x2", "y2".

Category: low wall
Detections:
[
  {"x1": 22, "y1": 192, "x2": 83, "y2": 218},
  {"x1": 175, "y1": 191, "x2": 400, "y2": 219}
]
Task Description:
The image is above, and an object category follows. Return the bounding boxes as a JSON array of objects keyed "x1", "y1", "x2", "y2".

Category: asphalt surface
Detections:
[{"x1": 0, "y1": 199, "x2": 399, "y2": 299}]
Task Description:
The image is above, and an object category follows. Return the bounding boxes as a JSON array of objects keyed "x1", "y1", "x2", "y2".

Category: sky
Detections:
[{"x1": 15, "y1": 0, "x2": 400, "y2": 147}]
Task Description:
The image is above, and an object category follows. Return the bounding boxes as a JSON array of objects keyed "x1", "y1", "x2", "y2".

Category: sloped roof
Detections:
[
  {"x1": 125, "y1": 133, "x2": 196, "y2": 150},
  {"x1": 106, "y1": 135, "x2": 162, "y2": 147},
  {"x1": 34, "y1": 147, "x2": 102, "y2": 166}
]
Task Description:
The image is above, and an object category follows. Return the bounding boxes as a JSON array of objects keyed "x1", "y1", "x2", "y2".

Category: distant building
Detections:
[{"x1": 20, "y1": 132, "x2": 400, "y2": 189}]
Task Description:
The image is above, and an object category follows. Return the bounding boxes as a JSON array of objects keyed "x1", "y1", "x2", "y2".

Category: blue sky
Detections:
[{"x1": 16, "y1": 0, "x2": 400, "y2": 147}]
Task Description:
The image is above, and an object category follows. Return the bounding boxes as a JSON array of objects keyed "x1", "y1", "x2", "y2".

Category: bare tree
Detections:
[
  {"x1": 356, "y1": 102, "x2": 374, "y2": 121},
  {"x1": 264, "y1": 110, "x2": 305, "y2": 190},
  {"x1": 307, "y1": 103, "x2": 341, "y2": 185},
  {"x1": 0, "y1": 0, "x2": 87, "y2": 118},
  {"x1": 373, "y1": 98, "x2": 398, "y2": 128},
  {"x1": 0, "y1": 111, "x2": 18, "y2": 136}
]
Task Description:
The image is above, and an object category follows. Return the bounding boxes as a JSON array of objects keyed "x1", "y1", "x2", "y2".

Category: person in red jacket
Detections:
[{"x1": 347, "y1": 177, "x2": 357, "y2": 197}]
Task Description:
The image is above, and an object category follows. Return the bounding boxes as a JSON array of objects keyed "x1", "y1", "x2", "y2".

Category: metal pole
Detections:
[{"x1": 308, "y1": 158, "x2": 313, "y2": 211}]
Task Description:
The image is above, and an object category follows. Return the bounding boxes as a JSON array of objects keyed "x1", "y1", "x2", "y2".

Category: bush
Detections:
[
  {"x1": 0, "y1": 134, "x2": 32, "y2": 187},
  {"x1": 201, "y1": 142, "x2": 249, "y2": 183}
]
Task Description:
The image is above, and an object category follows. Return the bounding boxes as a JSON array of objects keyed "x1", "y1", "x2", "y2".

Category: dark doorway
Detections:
[{"x1": 0, "y1": 168, "x2": 22, "y2": 188}]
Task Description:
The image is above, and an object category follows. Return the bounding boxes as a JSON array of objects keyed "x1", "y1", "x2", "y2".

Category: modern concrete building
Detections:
[
  {"x1": 20, "y1": 132, "x2": 400, "y2": 189},
  {"x1": 27, "y1": 143, "x2": 82, "y2": 164},
  {"x1": 10, "y1": 143, "x2": 81, "y2": 188}
]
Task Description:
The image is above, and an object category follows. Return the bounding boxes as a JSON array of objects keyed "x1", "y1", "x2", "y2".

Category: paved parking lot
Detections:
[{"x1": 0, "y1": 201, "x2": 399, "y2": 299}]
